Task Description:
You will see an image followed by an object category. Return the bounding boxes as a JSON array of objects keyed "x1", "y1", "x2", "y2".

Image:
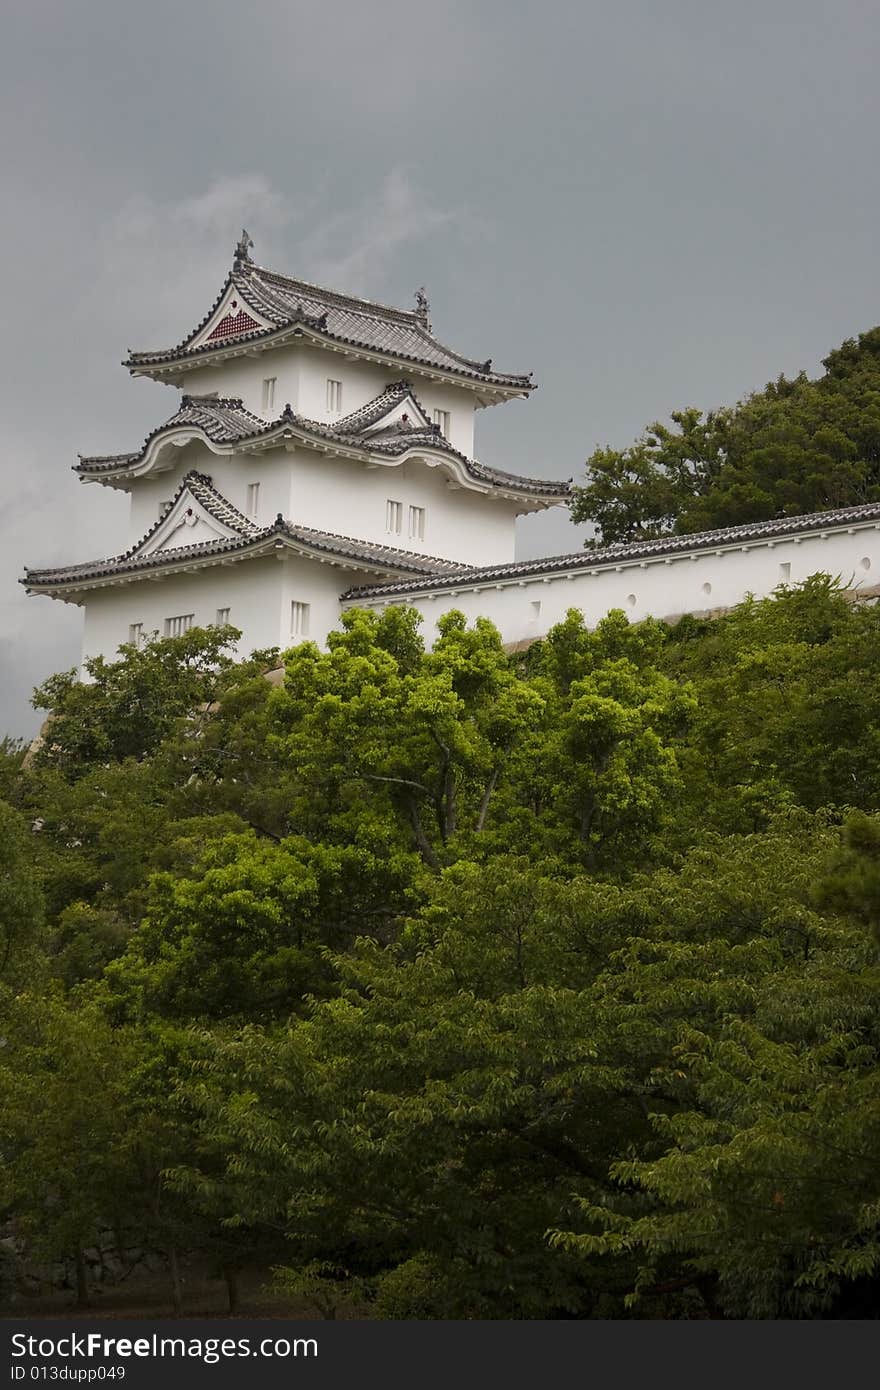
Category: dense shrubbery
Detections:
[{"x1": 2, "y1": 580, "x2": 880, "y2": 1317}]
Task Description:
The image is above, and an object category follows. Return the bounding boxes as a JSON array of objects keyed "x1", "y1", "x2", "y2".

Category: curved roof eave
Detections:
[
  {"x1": 125, "y1": 323, "x2": 535, "y2": 397},
  {"x1": 22, "y1": 516, "x2": 470, "y2": 599},
  {"x1": 76, "y1": 409, "x2": 571, "y2": 503}
]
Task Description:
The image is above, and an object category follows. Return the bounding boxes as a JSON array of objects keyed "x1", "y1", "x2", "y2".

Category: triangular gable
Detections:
[
  {"x1": 361, "y1": 391, "x2": 432, "y2": 436},
  {"x1": 188, "y1": 280, "x2": 273, "y2": 351},
  {"x1": 335, "y1": 383, "x2": 434, "y2": 438},
  {"x1": 137, "y1": 477, "x2": 255, "y2": 558}
]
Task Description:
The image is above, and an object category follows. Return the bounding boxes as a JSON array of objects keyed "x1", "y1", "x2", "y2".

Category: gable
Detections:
[
  {"x1": 360, "y1": 391, "x2": 432, "y2": 436},
  {"x1": 189, "y1": 281, "x2": 273, "y2": 351},
  {"x1": 138, "y1": 483, "x2": 252, "y2": 558}
]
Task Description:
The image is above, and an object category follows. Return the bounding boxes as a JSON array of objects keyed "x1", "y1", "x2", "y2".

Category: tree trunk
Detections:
[
  {"x1": 407, "y1": 797, "x2": 439, "y2": 868},
  {"x1": 476, "y1": 768, "x2": 499, "y2": 831},
  {"x1": 168, "y1": 1246, "x2": 183, "y2": 1316},
  {"x1": 442, "y1": 765, "x2": 457, "y2": 840},
  {"x1": 223, "y1": 1264, "x2": 239, "y2": 1315},
  {"x1": 74, "y1": 1250, "x2": 89, "y2": 1309}
]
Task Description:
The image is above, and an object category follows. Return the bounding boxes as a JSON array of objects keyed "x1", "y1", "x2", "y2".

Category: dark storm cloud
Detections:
[{"x1": 2, "y1": 0, "x2": 878, "y2": 734}]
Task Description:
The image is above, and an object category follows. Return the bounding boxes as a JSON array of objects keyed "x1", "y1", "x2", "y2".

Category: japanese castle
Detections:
[{"x1": 23, "y1": 235, "x2": 880, "y2": 660}]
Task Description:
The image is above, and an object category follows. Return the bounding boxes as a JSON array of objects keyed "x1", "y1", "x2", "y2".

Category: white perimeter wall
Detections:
[
  {"x1": 73, "y1": 508, "x2": 880, "y2": 674},
  {"x1": 344, "y1": 520, "x2": 880, "y2": 646}
]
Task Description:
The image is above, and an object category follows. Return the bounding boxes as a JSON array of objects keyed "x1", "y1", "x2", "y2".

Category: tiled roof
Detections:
[
  {"x1": 125, "y1": 258, "x2": 534, "y2": 392},
  {"x1": 332, "y1": 380, "x2": 430, "y2": 434},
  {"x1": 22, "y1": 471, "x2": 470, "y2": 593},
  {"x1": 75, "y1": 393, "x2": 571, "y2": 500},
  {"x1": 340, "y1": 500, "x2": 880, "y2": 600},
  {"x1": 146, "y1": 470, "x2": 257, "y2": 542},
  {"x1": 76, "y1": 396, "x2": 268, "y2": 474}
]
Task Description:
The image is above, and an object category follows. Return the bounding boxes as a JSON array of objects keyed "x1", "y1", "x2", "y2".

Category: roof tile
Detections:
[
  {"x1": 76, "y1": 394, "x2": 570, "y2": 500},
  {"x1": 125, "y1": 260, "x2": 534, "y2": 391}
]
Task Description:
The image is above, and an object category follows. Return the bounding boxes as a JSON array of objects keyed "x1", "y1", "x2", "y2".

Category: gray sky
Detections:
[{"x1": 2, "y1": 0, "x2": 878, "y2": 737}]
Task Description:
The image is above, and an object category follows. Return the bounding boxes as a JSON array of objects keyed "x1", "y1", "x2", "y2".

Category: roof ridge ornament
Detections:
[
  {"x1": 233, "y1": 229, "x2": 254, "y2": 271},
  {"x1": 414, "y1": 286, "x2": 431, "y2": 330}
]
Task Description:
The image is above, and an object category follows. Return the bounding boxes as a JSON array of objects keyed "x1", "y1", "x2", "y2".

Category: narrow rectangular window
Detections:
[
  {"x1": 326, "y1": 378, "x2": 342, "y2": 413},
  {"x1": 386, "y1": 499, "x2": 403, "y2": 534},
  {"x1": 246, "y1": 482, "x2": 260, "y2": 518},
  {"x1": 779, "y1": 561, "x2": 791, "y2": 582},
  {"x1": 128, "y1": 622, "x2": 143, "y2": 647},
  {"x1": 262, "y1": 377, "x2": 277, "y2": 412},
  {"x1": 216, "y1": 607, "x2": 231, "y2": 626},
  {"x1": 408, "y1": 504, "x2": 425, "y2": 540},
  {"x1": 164, "y1": 614, "x2": 194, "y2": 638},
  {"x1": 291, "y1": 600, "x2": 310, "y2": 637},
  {"x1": 433, "y1": 408, "x2": 450, "y2": 438}
]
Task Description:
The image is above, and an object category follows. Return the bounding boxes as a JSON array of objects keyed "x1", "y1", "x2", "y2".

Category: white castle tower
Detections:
[
  {"x1": 23, "y1": 233, "x2": 569, "y2": 662},
  {"x1": 24, "y1": 234, "x2": 880, "y2": 657}
]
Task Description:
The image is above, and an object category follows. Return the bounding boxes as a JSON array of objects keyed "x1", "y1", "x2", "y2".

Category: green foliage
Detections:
[
  {"x1": 4, "y1": 590, "x2": 880, "y2": 1316},
  {"x1": 0, "y1": 800, "x2": 45, "y2": 989},
  {"x1": 31, "y1": 624, "x2": 247, "y2": 778},
  {"x1": 571, "y1": 326, "x2": 880, "y2": 544}
]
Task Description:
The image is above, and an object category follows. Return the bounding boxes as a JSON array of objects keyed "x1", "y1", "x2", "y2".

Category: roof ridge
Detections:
[
  {"x1": 248, "y1": 264, "x2": 503, "y2": 375},
  {"x1": 124, "y1": 262, "x2": 534, "y2": 391},
  {"x1": 332, "y1": 380, "x2": 430, "y2": 434},
  {"x1": 23, "y1": 504, "x2": 465, "y2": 591},
  {"x1": 247, "y1": 263, "x2": 422, "y2": 326}
]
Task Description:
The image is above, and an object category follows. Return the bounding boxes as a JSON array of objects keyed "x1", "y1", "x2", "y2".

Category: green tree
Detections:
[
  {"x1": 571, "y1": 326, "x2": 880, "y2": 545},
  {"x1": 0, "y1": 801, "x2": 44, "y2": 990},
  {"x1": 31, "y1": 624, "x2": 251, "y2": 778}
]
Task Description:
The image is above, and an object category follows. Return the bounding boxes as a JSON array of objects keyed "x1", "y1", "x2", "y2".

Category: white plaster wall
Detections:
[
  {"x1": 75, "y1": 550, "x2": 398, "y2": 668},
  {"x1": 277, "y1": 552, "x2": 350, "y2": 650},
  {"x1": 125, "y1": 443, "x2": 290, "y2": 545},
  {"x1": 122, "y1": 439, "x2": 522, "y2": 565},
  {"x1": 297, "y1": 352, "x2": 399, "y2": 424},
  {"x1": 283, "y1": 448, "x2": 520, "y2": 563},
  {"x1": 408, "y1": 379, "x2": 477, "y2": 458},
  {"x1": 80, "y1": 556, "x2": 290, "y2": 666},
  {"x1": 185, "y1": 344, "x2": 306, "y2": 421},
  {"x1": 69, "y1": 514, "x2": 880, "y2": 674},
  {"x1": 180, "y1": 345, "x2": 478, "y2": 454},
  {"x1": 346, "y1": 522, "x2": 880, "y2": 647}
]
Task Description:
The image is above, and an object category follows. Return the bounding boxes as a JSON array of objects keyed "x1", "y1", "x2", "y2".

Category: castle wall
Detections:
[
  {"x1": 343, "y1": 517, "x2": 880, "y2": 646},
  {"x1": 80, "y1": 557, "x2": 288, "y2": 663},
  {"x1": 71, "y1": 511, "x2": 880, "y2": 674}
]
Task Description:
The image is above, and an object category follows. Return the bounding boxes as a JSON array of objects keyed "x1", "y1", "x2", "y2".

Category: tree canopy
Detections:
[
  {"x1": 570, "y1": 326, "x2": 880, "y2": 546},
  {"x1": 3, "y1": 582, "x2": 880, "y2": 1318}
]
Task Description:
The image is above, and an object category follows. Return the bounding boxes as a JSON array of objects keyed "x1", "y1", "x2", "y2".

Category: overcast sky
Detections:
[{"x1": 1, "y1": 0, "x2": 878, "y2": 737}]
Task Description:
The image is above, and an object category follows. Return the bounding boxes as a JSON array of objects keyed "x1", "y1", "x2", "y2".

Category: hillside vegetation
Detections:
[{"x1": 1, "y1": 580, "x2": 880, "y2": 1318}]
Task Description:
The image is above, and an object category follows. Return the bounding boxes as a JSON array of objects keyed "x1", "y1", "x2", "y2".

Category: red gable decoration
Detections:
[{"x1": 206, "y1": 309, "x2": 262, "y2": 343}]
